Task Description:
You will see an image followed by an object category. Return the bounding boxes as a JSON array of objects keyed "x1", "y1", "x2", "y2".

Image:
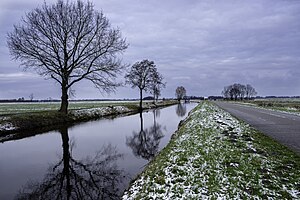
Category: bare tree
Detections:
[
  {"x1": 245, "y1": 84, "x2": 257, "y2": 99},
  {"x1": 175, "y1": 86, "x2": 186, "y2": 102},
  {"x1": 29, "y1": 93, "x2": 34, "y2": 101},
  {"x1": 222, "y1": 85, "x2": 233, "y2": 100},
  {"x1": 125, "y1": 59, "x2": 156, "y2": 111},
  {"x1": 240, "y1": 84, "x2": 246, "y2": 100},
  {"x1": 7, "y1": 0, "x2": 128, "y2": 114},
  {"x1": 235, "y1": 83, "x2": 246, "y2": 100},
  {"x1": 230, "y1": 83, "x2": 240, "y2": 100},
  {"x1": 149, "y1": 69, "x2": 165, "y2": 103}
]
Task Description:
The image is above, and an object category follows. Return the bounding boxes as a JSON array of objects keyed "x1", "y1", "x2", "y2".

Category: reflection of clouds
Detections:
[
  {"x1": 176, "y1": 103, "x2": 186, "y2": 117},
  {"x1": 126, "y1": 112, "x2": 164, "y2": 161},
  {"x1": 16, "y1": 127, "x2": 126, "y2": 200}
]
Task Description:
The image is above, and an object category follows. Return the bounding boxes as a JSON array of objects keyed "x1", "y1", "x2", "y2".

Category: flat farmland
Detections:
[
  {"x1": 240, "y1": 99, "x2": 300, "y2": 115},
  {"x1": 0, "y1": 101, "x2": 139, "y2": 115}
]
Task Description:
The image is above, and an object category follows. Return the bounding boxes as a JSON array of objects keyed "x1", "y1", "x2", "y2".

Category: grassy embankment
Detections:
[
  {"x1": 123, "y1": 101, "x2": 300, "y2": 199},
  {"x1": 0, "y1": 100, "x2": 177, "y2": 135}
]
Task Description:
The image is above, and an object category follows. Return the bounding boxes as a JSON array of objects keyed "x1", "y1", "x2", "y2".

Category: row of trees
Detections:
[
  {"x1": 222, "y1": 83, "x2": 257, "y2": 100},
  {"x1": 6, "y1": 0, "x2": 193, "y2": 114},
  {"x1": 7, "y1": 0, "x2": 170, "y2": 113}
]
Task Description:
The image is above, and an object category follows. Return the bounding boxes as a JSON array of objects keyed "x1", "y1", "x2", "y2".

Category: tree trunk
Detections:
[
  {"x1": 60, "y1": 85, "x2": 69, "y2": 114},
  {"x1": 139, "y1": 88, "x2": 143, "y2": 111},
  {"x1": 60, "y1": 127, "x2": 71, "y2": 199},
  {"x1": 139, "y1": 111, "x2": 143, "y2": 131}
]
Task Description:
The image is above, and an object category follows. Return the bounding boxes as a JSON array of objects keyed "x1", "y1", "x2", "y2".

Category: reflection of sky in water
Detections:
[{"x1": 0, "y1": 103, "x2": 197, "y2": 199}]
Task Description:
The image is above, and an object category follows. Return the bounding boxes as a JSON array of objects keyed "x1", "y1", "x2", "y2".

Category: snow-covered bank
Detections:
[
  {"x1": 123, "y1": 102, "x2": 300, "y2": 199},
  {"x1": 70, "y1": 106, "x2": 131, "y2": 119}
]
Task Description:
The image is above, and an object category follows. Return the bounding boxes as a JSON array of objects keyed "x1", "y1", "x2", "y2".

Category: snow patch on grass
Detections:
[
  {"x1": 0, "y1": 122, "x2": 16, "y2": 131},
  {"x1": 0, "y1": 106, "x2": 131, "y2": 132},
  {"x1": 70, "y1": 106, "x2": 130, "y2": 119},
  {"x1": 0, "y1": 116, "x2": 17, "y2": 131}
]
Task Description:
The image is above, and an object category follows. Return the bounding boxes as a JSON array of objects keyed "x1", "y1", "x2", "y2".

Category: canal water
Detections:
[{"x1": 0, "y1": 103, "x2": 197, "y2": 199}]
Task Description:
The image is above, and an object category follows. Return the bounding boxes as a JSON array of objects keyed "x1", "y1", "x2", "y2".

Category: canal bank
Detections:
[
  {"x1": 123, "y1": 101, "x2": 300, "y2": 199},
  {"x1": 0, "y1": 100, "x2": 177, "y2": 138}
]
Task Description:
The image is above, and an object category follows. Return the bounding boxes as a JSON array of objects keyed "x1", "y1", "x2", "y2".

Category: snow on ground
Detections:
[
  {"x1": 0, "y1": 106, "x2": 131, "y2": 132},
  {"x1": 0, "y1": 122, "x2": 16, "y2": 131},
  {"x1": 123, "y1": 102, "x2": 300, "y2": 199},
  {"x1": 0, "y1": 116, "x2": 16, "y2": 131},
  {"x1": 70, "y1": 106, "x2": 130, "y2": 119}
]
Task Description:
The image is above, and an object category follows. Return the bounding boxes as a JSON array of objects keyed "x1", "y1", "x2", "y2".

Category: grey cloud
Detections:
[{"x1": 0, "y1": 0, "x2": 300, "y2": 99}]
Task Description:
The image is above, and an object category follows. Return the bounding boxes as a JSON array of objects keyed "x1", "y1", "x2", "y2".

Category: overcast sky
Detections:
[{"x1": 0, "y1": 0, "x2": 300, "y2": 100}]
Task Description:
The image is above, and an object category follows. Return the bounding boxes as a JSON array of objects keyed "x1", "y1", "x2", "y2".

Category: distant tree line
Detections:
[
  {"x1": 190, "y1": 96, "x2": 205, "y2": 100},
  {"x1": 222, "y1": 83, "x2": 257, "y2": 100},
  {"x1": 208, "y1": 96, "x2": 223, "y2": 100},
  {"x1": 261, "y1": 96, "x2": 300, "y2": 99}
]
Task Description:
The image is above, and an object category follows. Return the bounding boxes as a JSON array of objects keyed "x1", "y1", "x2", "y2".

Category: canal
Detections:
[{"x1": 0, "y1": 103, "x2": 197, "y2": 199}]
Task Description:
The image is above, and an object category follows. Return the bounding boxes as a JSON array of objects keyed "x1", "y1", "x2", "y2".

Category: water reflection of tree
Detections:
[
  {"x1": 153, "y1": 108, "x2": 160, "y2": 118},
  {"x1": 126, "y1": 111, "x2": 164, "y2": 161},
  {"x1": 176, "y1": 103, "x2": 187, "y2": 117},
  {"x1": 15, "y1": 126, "x2": 126, "y2": 200}
]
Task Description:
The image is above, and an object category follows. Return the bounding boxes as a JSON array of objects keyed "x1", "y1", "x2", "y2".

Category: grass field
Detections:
[
  {"x1": 243, "y1": 99, "x2": 300, "y2": 114},
  {"x1": 123, "y1": 101, "x2": 300, "y2": 199},
  {"x1": 0, "y1": 101, "x2": 141, "y2": 115}
]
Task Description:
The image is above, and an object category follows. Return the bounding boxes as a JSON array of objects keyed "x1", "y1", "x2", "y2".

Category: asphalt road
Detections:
[{"x1": 214, "y1": 101, "x2": 300, "y2": 154}]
